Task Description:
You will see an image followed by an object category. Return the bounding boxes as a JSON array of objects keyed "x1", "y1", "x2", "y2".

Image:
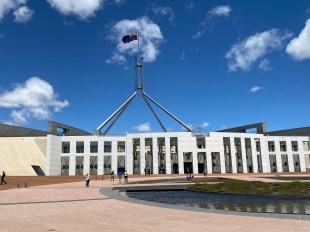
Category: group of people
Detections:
[{"x1": 110, "y1": 170, "x2": 128, "y2": 183}]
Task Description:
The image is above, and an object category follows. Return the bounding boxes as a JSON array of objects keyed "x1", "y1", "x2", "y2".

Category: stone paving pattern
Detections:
[{"x1": 0, "y1": 174, "x2": 310, "y2": 231}]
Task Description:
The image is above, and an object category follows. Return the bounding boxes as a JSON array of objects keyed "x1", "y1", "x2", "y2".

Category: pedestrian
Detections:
[
  {"x1": 144, "y1": 167, "x2": 146, "y2": 176},
  {"x1": 186, "y1": 173, "x2": 190, "y2": 181},
  {"x1": 85, "y1": 173, "x2": 90, "y2": 187},
  {"x1": 111, "y1": 170, "x2": 115, "y2": 182},
  {"x1": 204, "y1": 168, "x2": 207, "y2": 178},
  {"x1": 148, "y1": 167, "x2": 151, "y2": 176},
  {"x1": 1, "y1": 171, "x2": 7, "y2": 185},
  {"x1": 124, "y1": 170, "x2": 128, "y2": 183},
  {"x1": 118, "y1": 171, "x2": 122, "y2": 183}
]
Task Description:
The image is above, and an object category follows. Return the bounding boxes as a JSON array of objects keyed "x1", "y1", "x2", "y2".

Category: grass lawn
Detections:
[{"x1": 188, "y1": 179, "x2": 310, "y2": 195}]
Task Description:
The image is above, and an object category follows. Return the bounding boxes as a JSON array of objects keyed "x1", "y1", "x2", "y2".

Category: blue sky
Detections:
[{"x1": 0, "y1": 0, "x2": 310, "y2": 134}]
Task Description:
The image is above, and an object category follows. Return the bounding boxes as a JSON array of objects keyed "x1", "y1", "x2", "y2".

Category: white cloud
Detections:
[
  {"x1": 107, "y1": 16, "x2": 164, "y2": 64},
  {"x1": 258, "y1": 59, "x2": 271, "y2": 71},
  {"x1": 208, "y1": 5, "x2": 231, "y2": 17},
  {"x1": 0, "y1": 77, "x2": 69, "y2": 125},
  {"x1": 193, "y1": 5, "x2": 231, "y2": 39},
  {"x1": 152, "y1": 6, "x2": 175, "y2": 23},
  {"x1": 286, "y1": 19, "x2": 310, "y2": 61},
  {"x1": 47, "y1": 0, "x2": 103, "y2": 20},
  {"x1": 133, "y1": 122, "x2": 151, "y2": 132},
  {"x1": 13, "y1": 5, "x2": 32, "y2": 23},
  {"x1": 226, "y1": 29, "x2": 292, "y2": 71},
  {"x1": 0, "y1": 0, "x2": 33, "y2": 23},
  {"x1": 105, "y1": 53, "x2": 126, "y2": 65},
  {"x1": 199, "y1": 122, "x2": 209, "y2": 128},
  {"x1": 192, "y1": 30, "x2": 204, "y2": 39},
  {"x1": 249, "y1": 86, "x2": 263, "y2": 93}
]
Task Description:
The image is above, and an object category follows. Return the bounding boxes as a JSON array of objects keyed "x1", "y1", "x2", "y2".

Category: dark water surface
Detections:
[{"x1": 126, "y1": 190, "x2": 310, "y2": 215}]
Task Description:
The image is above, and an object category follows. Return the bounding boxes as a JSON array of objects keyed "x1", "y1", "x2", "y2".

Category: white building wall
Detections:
[
  {"x1": 46, "y1": 131, "x2": 310, "y2": 176},
  {"x1": 46, "y1": 135, "x2": 62, "y2": 176}
]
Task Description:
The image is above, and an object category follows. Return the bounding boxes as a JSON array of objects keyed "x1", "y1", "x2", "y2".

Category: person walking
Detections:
[
  {"x1": 85, "y1": 173, "x2": 90, "y2": 187},
  {"x1": 111, "y1": 171, "x2": 115, "y2": 182},
  {"x1": 118, "y1": 171, "x2": 122, "y2": 183},
  {"x1": 1, "y1": 171, "x2": 7, "y2": 185},
  {"x1": 124, "y1": 170, "x2": 128, "y2": 183},
  {"x1": 203, "y1": 168, "x2": 207, "y2": 178}
]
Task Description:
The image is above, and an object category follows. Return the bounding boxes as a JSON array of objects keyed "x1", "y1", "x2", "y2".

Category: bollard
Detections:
[{"x1": 17, "y1": 180, "x2": 20, "y2": 188}]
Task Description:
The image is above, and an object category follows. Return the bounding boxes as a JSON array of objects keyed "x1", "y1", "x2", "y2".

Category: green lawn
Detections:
[{"x1": 188, "y1": 179, "x2": 310, "y2": 195}]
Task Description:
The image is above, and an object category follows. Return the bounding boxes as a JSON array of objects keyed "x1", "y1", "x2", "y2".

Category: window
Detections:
[
  {"x1": 104, "y1": 141, "x2": 112, "y2": 153},
  {"x1": 280, "y1": 141, "x2": 287, "y2": 152},
  {"x1": 117, "y1": 141, "x2": 125, "y2": 153},
  {"x1": 170, "y1": 137, "x2": 178, "y2": 154},
  {"x1": 196, "y1": 136, "x2": 205, "y2": 149},
  {"x1": 255, "y1": 139, "x2": 261, "y2": 152},
  {"x1": 76, "y1": 142, "x2": 84, "y2": 153},
  {"x1": 90, "y1": 141, "x2": 98, "y2": 153},
  {"x1": 62, "y1": 142, "x2": 70, "y2": 153},
  {"x1": 291, "y1": 141, "x2": 298, "y2": 152},
  {"x1": 303, "y1": 141, "x2": 310, "y2": 151},
  {"x1": 268, "y1": 141, "x2": 275, "y2": 152}
]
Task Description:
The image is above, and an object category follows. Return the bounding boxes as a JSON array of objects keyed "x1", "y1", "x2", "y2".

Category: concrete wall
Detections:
[
  {"x1": 0, "y1": 137, "x2": 47, "y2": 176},
  {"x1": 0, "y1": 123, "x2": 48, "y2": 137}
]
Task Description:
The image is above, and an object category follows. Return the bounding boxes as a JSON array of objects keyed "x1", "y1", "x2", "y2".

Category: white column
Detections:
[
  {"x1": 261, "y1": 139, "x2": 270, "y2": 173},
  {"x1": 298, "y1": 140, "x2": 306, "y2": 172},
  {"x1": 69, "y1": 155, "x2": 75, "y2": 176},
  {"x1": 153, "y1": 138, "x2": 158, "y2": 174},
  {"x1": 192, "y1": 151, "x2": 198, "y2": 174},
  {"x1": 84, "y1": 155, "x2": 90, "y2": 175},
  {"x1": 275, "y1": 140, "x2": 283, "y2": 172},
  {"x1": 230, "y1": 137, "x2": 237, "y2": 173},
  {"x1": 97, "y1": 139, "x2": 104, "y2": 175},
  {"x1": 206, "y1": 151, "x2": 213, "y2": 174},
  {"x1": 140, "y1": 138, "x2": 145, "y2": 175},
  {"x1": 251, "y1": 139, "x2": 258, "y2": 173},
  {"x1": 179, "y1": 151, "x2": 184, "y2": 174},
  {"x1": 219, "y1": 151, "x2": 225, "y2": 174},
  {"x1": 165, "y1": 137, "x2": 171, "y2": 174},
  {"x1": 126, "y1": 138, "x2": 133, "y2": 175},
  {"x1": 240, "y1": 138, "x2": 248, "y2": 173}
]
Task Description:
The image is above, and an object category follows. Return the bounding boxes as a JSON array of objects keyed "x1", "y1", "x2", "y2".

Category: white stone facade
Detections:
[{"x1": 46, "y1": 132, "x2": 310, "y2": 176}]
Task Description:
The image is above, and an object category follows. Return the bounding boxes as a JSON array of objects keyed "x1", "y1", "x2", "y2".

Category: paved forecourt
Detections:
[{"x1": 0, "y1": 175, "x2": 309, "y2": 232}]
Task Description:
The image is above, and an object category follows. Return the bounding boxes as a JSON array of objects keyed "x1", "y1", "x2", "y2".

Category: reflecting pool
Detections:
[{"x1": 126, "y1": 190, "x2": 310, "y2": 215}]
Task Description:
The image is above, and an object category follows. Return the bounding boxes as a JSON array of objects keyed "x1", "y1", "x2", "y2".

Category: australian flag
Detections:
[{"x1": 122, "y1": 32, "x2": 138, "y2": 44}]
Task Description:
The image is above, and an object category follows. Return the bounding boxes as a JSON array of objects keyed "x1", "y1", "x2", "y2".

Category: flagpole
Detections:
[{"x1": 138, "y1": 30, "x2": 140, "y2": 61}]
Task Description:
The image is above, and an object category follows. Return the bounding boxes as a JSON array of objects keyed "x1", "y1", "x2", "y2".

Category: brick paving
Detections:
[{"x1": 0, "y1": 174, "x2": 310, "y2": 231}]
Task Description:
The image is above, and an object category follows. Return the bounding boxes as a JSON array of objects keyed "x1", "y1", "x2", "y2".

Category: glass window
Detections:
[
  {"x1": 117, "y1": 141, "x2": 125, "y2": 153},
  {"x1": 291, "y1": 141, "x2": 298, "y2": 152},
  {"x1": 90, "y1": 141, "x2": 98, "y2": 153},
  {"x1": 196, "y1": 136, "x2": 205, "y2": 149},
  {"x1": 268, "y1": 141, "x2": 275, "y2": 152},
  {"x1": 303, "y1": 141, "x2": 310, "y2": 151},
  {"x1": 170, "y1": 137, "x2": 178, "y2": 154},
  {"x1": 76, "y1": 142, "x2": 84, "y2": 153},
  {"x1": 280, "y1": 141, "x2": 287, "y2": 152},
  {"x1": 62, "y1": 142, "x2": 70, "y2": 153},
  {"x1": 104, "y1": 141, "x2": 112, "y2": 153},
  {"x1": 234, "y1": 138, "x2": 243, "y2": 173}
]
